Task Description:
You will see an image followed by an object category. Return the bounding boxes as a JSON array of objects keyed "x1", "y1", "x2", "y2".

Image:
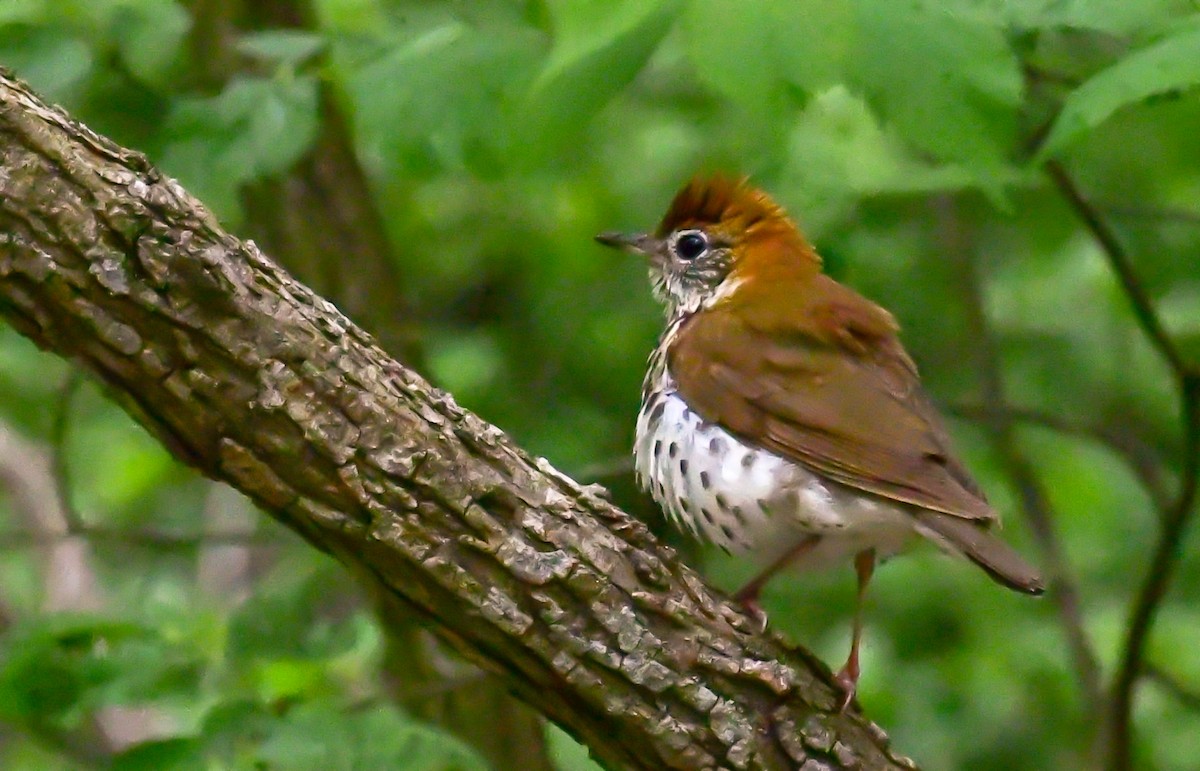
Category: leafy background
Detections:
[{"x1": 1, "y1": 0, "x2": 1199, "y2": 769}]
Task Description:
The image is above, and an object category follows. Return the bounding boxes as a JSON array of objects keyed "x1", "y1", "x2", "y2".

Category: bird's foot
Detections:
[
  {"x1": 833, "y1": 663, "x2": 859, "y2": 712},
  {"x1": 579, "y1": 482, "x2": 611, "y2": 502},
  {"x1": 732, "y1": 588, "x2": 768, "y2": 633}
]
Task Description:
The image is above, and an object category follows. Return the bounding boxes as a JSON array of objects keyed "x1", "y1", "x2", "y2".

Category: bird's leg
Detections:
[
  {"x1": 835, "y1": 548, "x2": 876, "y2": 711},
  {"x1": 732, "y1": 535, "x2": 820, "y2": 630}
]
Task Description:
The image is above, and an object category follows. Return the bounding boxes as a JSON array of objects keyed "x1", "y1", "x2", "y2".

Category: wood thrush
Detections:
[{"x1": 597, "y1": 176, "x2": 1044, "y2": 707}]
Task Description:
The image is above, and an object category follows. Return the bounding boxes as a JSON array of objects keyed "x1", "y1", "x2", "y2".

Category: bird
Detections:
[{"x1": 596, "y1": 175, "x2": 1044, "y2": 707}]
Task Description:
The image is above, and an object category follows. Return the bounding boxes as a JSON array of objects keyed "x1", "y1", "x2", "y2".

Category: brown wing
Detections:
[{"x1": 669, "y1": 275, "x2": 995, "y2": 523}]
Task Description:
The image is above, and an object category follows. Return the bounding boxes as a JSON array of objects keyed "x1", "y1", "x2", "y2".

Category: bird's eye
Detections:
[{"x1": 673, "y1": 231, "x2": 709, "y2": 261}]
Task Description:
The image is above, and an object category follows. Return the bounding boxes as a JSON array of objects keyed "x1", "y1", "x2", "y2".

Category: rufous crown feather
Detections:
[
  {"x1": 656, "y1": 175, "x2": 782, "y2": 234},
  {"x1": 658, "y1": 175, "x2": 816, "y2": 258}
]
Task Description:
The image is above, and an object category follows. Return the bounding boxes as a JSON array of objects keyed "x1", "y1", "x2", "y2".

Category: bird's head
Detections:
[{"x1": 596, "y1": 175, "x2": 822, "y2": 318}]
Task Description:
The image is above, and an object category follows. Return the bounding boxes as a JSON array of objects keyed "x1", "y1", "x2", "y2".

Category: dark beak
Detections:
[{"x1": 595, "y1": 231, "x2": 659, "y2": 255}]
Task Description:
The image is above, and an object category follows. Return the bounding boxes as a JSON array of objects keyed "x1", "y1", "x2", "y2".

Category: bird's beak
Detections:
[{"x1": 595, "y1": 231, "x2": 660, "y2": 256}]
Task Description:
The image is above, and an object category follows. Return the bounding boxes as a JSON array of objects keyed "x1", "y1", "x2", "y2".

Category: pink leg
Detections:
[
  {"x1": 835, "y1": 549, "x2": 876, "y2": 711},
  {"x1": 733, "y1": 535, "x2": 820, "y2": 629}
]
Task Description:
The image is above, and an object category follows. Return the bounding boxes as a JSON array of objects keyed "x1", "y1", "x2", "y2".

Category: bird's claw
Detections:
[
  {"x1": 733, "y1": 592, "x2": 769, "y2": 633},
  {"x1": 833, "y1": 667, "x2": 858, "y2": 712},
  {"x1": 579, "y1": 482, "x2": 611, "y2": 501}
]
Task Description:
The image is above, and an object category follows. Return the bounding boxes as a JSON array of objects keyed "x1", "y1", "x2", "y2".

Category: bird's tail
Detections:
[{"x1": 914, "y1": 511, "x2": 1045, "y2": 595}]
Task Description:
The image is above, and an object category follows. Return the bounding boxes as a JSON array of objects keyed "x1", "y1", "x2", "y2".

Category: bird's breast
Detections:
[{"x1": 634, "y1": 387, "x2": 916, "y2": 568}]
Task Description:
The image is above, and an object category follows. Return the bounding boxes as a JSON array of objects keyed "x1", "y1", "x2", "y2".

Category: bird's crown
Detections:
[{"x1": 657, "y1": 175, "x2": 794, "y2": 242}]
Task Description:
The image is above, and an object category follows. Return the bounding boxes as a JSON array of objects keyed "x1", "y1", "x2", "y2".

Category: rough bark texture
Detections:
[
  {"x1": 0, "y1": 71, "x2": 914, "y2": 771},
  {"x1": 184, "y1": 1, "x2": 546, "y2": 765}
]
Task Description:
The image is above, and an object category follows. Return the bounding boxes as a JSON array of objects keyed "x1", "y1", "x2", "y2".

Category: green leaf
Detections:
[
  {"x1": 226, "y1": 559, "x2": 360, "y2": 660},
  {"x1": 683, "y1": 0, "x2": 852, "y2": 109},
  {"x1": 113, "y1": 738, "x2": 204, "y2": 771},
  {"x1": 0, "y1": 616, "x2": 153, "y2": 723},
  {"x1": 1028, "y1": 0, "x2": 1193, "y2": 35},
  {"x1": 197, "y1": 698, "x2": 275, "y2": 753},
  {"x1": 1038, "y1": 20, "x2": 1200, "y2": 158},
  {"x1": 254, "y1": 702, "x2": 490, "y2": 771},
  {"x1": 0, "y1": 0, "x2": 47, "y2": 26},
  {"x1": 851, "y1": 0, "x2": 1023, "y2": 165},
  {"x1": 546, "y1": 723, "x2": 604, "y2": 771},
  {"x1": 936, "y1": 0, "x2": 1194, "y2": 34},
  {"x1": 161, "y1": 75, "x2": 321, "y2": 222},
  {"x1": 311, "y1": 0, "x2": 390, "y2": 32},
  {"x1": 519, "y1": 0, "x2": 682, "y2": 156},
  {"x1": 73, "y1": 417, "x2": 177, "y2": 514},
  {"x1": 346, "y1": 10, "x2": 542, "y2": 174},
  {"x1": 351, "y1": 707, "x2": 491, "y2": 771},
  {"x1": 237, "y1": 29, "x2": 326, "y2": 67},
  {"x1": 0, "y1": 24, "x2": 93, "y2": 100},
  {"x1": 781, "y1": 86, "x2": 992, "y2": 232},
  {"x1": 424, "y1": 330, "x2": 504, "y2": 404},
  {"x1": 226, "y1": 76, "x2": 321, "y2": 176},
  {"x1": 251, "y1": 658, "x2": 332, "y2": 704},
  {"x1": 111, "y1": 0, "x2": 190, "y2": 89}
]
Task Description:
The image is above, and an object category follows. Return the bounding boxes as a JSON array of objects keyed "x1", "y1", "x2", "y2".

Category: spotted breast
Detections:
[{"x1": 634, "y1": 344, "x2": 918, "y2": 573}]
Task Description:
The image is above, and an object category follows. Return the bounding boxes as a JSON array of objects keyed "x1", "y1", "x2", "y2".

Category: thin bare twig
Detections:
[
  {"x1": 1046, "y1": 161, "x2": 1190, "y2": 377},
  {"x1": 1046, "y1": 161, "x2": 1200, "y2": 771},
  {"x1": 1143, "y1": 662, "x2": 1200, "y2": 712},
  {"x1": 1099, "y1": 202, "x2": 1200, "y2": 226},
  {"x1": 50, "y1": 370, "x2": 84, "y2": 534},
  {"x1": 1106, "y1": 381, "x2": 1200, "y2": 770},
  {"x1": 949, "y1": 402, "x2": 1170, "y2": 511},
  {"x1": 934, "y1": 197, "x2": 1104, "y2": 717}
]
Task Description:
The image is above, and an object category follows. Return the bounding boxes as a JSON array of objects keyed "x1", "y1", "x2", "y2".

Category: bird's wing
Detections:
[{"x1": 668, "y1": 275, "x2": 995, "y2": 523}]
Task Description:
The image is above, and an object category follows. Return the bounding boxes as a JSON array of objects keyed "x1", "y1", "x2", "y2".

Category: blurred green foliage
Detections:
[{"x1": 1, "y1": 0, "x2": 1200, "y2": 769}]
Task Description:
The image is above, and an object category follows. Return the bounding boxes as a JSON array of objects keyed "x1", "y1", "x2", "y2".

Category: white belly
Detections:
[{"x1": 635, "y1": 389, "x2": 917, "y2": 571}]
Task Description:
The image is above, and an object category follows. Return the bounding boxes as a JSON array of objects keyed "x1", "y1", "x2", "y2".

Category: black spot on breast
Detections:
[
  {"x1": 721, "y1": 524, "x2": 736, "y2": 541},
  {"x1": 678, "y1": 497, "x2": 691, "y2": 513},
  {"x1": 715, "y1": 493, "x2": 729, "y2": 510},
  {"x1": 653, "y1": 440, "x2": 663, "y2": 458},
  {"x1": 649, "y1": 400, "x2": 666, "y2": 424},
  {"x1": 669, "y1": 442, "x2": 679, "y2": 458},
  {"x1": 679, "y1": 459, "x2": 689, "y2": 476},
  {"x1": 702, "y1": 508, "x2": 715, "y2": 524},
  {"x1": 741, "y1": 453, "x2": 754, "y2": 469},
  {"x1": 709, "y1": 436, "x2": 726, "y2": 454},
  {"x1": 699, "y1": 471, "x2": 711, "y2": 490},
  {"x1": 731, "y1": 506, "x2": 746, "y2": 525}
]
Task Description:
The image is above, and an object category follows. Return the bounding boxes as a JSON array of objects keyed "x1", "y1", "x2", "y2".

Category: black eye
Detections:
[{"x1": 674, "y1": 231, "x2": 708, "y2": 261}]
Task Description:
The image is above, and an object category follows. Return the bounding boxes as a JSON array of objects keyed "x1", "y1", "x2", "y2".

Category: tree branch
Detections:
[
  {"x1": 948, "y1": 402, "x2": 1171, "y2": 512},
  {"x1": 1045, "y1": 161, "x2": 1200, "y2": 771},
  {"x1": 0, "y1": 71, "x2": 912, "y2": 770},
  {"x1": 1045, "y1": 162, "x2": 1189, "y2": 377},
  {"x1": 1143, "y1": 662, "x2": 1200, "y2": 713}
]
